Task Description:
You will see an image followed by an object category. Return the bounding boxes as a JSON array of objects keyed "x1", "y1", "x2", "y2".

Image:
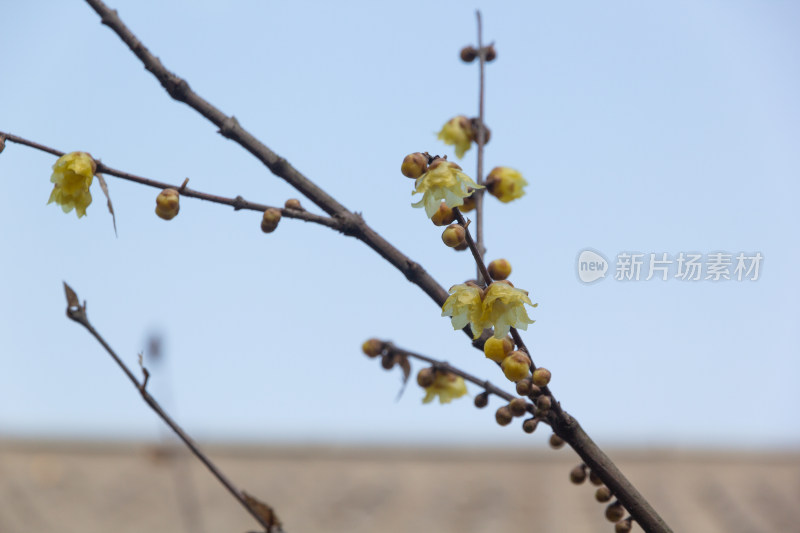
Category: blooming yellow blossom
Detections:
[
  {"x1": 437, "y1": 116, "x2": 474, "y2": 158},
  {"x1": 486, "y1": 167, "x2": 527, "y2": 203},
  {"x1": 47, "y1": 152, "x2": 96, "y2": 218},
  {"x1": 412, "y1": 160, "x2": 483, "y2": 218},
  {"x1": 481, "y1": 282, "x2": 536, "y2": 339},
  {"x1": 422, "y1": 371, "x2": 468, "y2": 404},
  {"x1": 441, "y1": 283, "x2": 489, "y2": 339}
]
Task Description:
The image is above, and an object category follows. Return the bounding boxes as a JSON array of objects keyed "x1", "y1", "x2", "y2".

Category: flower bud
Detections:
[
  {"x1": 596, "y1": 486, "x2": 613, "y2": 502},
  {"x1": 361, "y1": 338, "x2": 383, "y2": 358},
  {"x1": 260, "y1": 208, "x2": 281, "y2": 233},
  {"x1": 460, "y1": 46, "x2": 477, "y2": 63},
  {"x1": 474, "y1": 391, "x2": 489, "y2": 408},
  {"x1": 469, "y1": 118, "x2": 491, "y2": 145},
  {"x1": 417, "y1": 367, "x2": 435, "y2": 388},
  {"x1": 589, "y1": 470, "x2": 603, "y2": 486},
  {"x1": 570, "y1": 464, "x2": 587, "y2": 484},
  {"x1": 284, "y1": 198, "x2": 303, "y2": 210},
  {"x1": 532, "y1": 367, "x2": 551, "y2": 387},
  {"x1": 515, "y1": 378, "x2": 533, "y2": 396},
  {"x1": 430, "y1": 202, "x2": 456, "y2": 226},
  {"x1": 605, "y1": 502, "x2": 625, "y2": 523},
  {"x1": 459, "y1": 192, "x2": 476, "y2": 213},
  {"x1": 442, "y1": 224, "x2": 466, "y2": 248},
  {"x1": 522, "y1": 417, "x2": 538, "y2": 434},
  {"x1": 536, "y1": 395, "x2": 552, "y2": 412},
  {"x1": 484, "y1": 44, "x2": 497, "y2": 62},
  {"x1": 380, "y1": 354, "x2": 395, "y2": 369},
  {"x1": 488, "y1": 259, "x2": 512, "y2": 280},
  {"x1": 401, "y1": 152, "x2": 428, "y2": 179},
  {"x1": 615, "y1": 518, "x2": 633, "y2": 533},
  {"x1": 501, "y1": 351, "x2": 531, "y2": 382},
  {"x1": 528, "y1": 384, "x2": 542, "y2": 398},
  {"x1": 484, "y1": 335, "x2": 514, "y2": 363},
  {"x1": 549, "y1": 434, "x2": 565, "y2": 449},
  {"x1": 508, "y1": 398, "x2": 527, "y2": 417},
  {"x1": 495, "y1": 405, "x2": 513, "y2": 426},
  {"x1": 155, "y1": 188, "x2": 180, "y2": 220}
]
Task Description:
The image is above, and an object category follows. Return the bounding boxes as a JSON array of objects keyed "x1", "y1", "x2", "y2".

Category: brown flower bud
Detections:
[
  {"x1": 474, "y1": 391, "x2": 489, "y2": 408},
  {"x1": 595, "y1": 486, "x2": 613, "y2": 502},
  {"x1": 605, "y1": 502, "x2": 625, "y2": 523},
  {"x1": 417, "y1": 367, "x2": 435, "y2": 388},
  {"x1": 589, "y1": 470, "x2": 604, "y2": 486},
  {"x1": 522, "y1": 417, "x2": 539, "y2": 434},
  {"x1": 508, "y1": 398, "x2": 527, "y2": 417},
  {"x1": 442, "y1": 224, "x2": 466, "y2": 248},
  {"x1": 485, "y1": 44, "x2": 497, "y2": 62},
  {"x1": 495, "y1": 406, "x2": 513, "y2": 426},
  {"x1": 284, "y1": 198, "x2": 303, "y2": 210},
  {"x1": 615, "y1": 518, "x2": 633, "y2": 533},
  {"x1": 549, "y1": 434, "x2": 565, "y2": 449},
  {"x1": 401, "y1": 152, "x2": 428, "y2": 179},
  {"x1": 155, "y1": 188, "x2": 180, "y2": 220},
  {"x1": 528, "y1": 384, "x2": 542, "y2": 398},
  {"x1": 361, "y1": 338, "x2": 383, "y2": 358},
  {"x1": 532, "y1": 367, "x2": 552, "y2": 387},
  {"x1": 469, "y1": 118, "x2": 491, "y2": 145},
  {"x1": 536, "y1": 395, "x2": 552, "y2": 411},
  {"x1": 380, "y1": 354, "x2": 395, "y2": 370},
  {"x1": 570, "y1": 464, "x2": 587, "y2": 484},
  {"x1": 459, "y1": 193, "x2": 476, "y2": 213},
  {"x1": 488, "y1": 258, "x2": 512, "y2": 280},
  {"x1": 431, "y1": 202, "x2": 456, "y2": 226},
  {"x1": 460, "y1": 46, "x2": 478, "y2": 63},
  {"x1": 515, "y1": 377, "x2": 532, "y2": 396},
  {"x1": 260, "y1": 208, "x2": 282, "y2": 233}
]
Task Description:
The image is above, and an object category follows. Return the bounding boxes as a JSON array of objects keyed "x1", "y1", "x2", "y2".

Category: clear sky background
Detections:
[{"x1": 1, "y1": 1, "x2": 798, "y2": 449}]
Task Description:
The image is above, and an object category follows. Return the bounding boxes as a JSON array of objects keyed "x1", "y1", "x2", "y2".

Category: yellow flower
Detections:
[
  {"x1": 437, "y1": 116, "x2": 474, "y2": 158},
  {"x1": 412, "y1": 160, "x2": 483, "y2": 218},
  {"x1": 486, "y1": 167, "x2": 527, "y2": 203},
  {"x1": 441, "y1": 283, "x2": 490, "y2": 339},
  {"x1": 422, "y1": 371, "x2": 468, "y2": 404},
  {"x1": 47, "y1": 152, "x2": 96, "y2": 218},
  {"x1": 481, "y1": 282, "x2": 536, "y2": 339}
]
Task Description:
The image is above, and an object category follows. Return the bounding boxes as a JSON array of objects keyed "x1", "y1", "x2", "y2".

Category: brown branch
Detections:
[
  {"x1": 77, "y1": 3, "x2": 673, "y2": 531},
  {"x1": 474, "y1": 10, "x2": 487, "y2": 281},
  {"x1": 82, "y1": 0, "x2": 450, "y2": 312},
  {"x1": 0, "y1": 131, "x2": 340, "y2": 231},
  {"x1": 62, "y1": 283, "x2": 282, "y2": 533}
]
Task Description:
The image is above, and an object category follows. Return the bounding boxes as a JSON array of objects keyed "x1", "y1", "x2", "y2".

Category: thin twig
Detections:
[
  {"x1": 0, "y1": 131, "x2": 340, "y2": 231},
  {"x1": 474, "y1": 10, "x2": 487, "y2": 282},
  {"x1": 62, "y1": 283, "x2": 282, "y2": 533}
]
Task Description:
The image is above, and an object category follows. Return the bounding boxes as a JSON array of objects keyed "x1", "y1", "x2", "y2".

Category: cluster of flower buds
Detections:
[
  {"x1": 568, "y1": 462, "x2": 633, "y2": 531},
  {"x1": 459, "y1": 44, "x2": 497, "y2": 63}
]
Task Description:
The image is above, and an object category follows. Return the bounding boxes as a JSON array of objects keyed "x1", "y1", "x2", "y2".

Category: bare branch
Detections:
[{"x1": 62, "y1": 283, "x2": 283, "y2": 533}]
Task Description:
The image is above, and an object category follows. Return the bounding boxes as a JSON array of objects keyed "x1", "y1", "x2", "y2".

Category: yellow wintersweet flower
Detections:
[
  {"x1": 47, "y1": 152, "x2": 96, "y2": 218},
  {"x1": 412, "y1": 160, "x2": 483, "y2": 218},
  {"x1": 422, "y1": 371, "x2": 468, "y2": 404},
  {"x1": 437, "y1": 116, "x2": 474, "y2": 158},
  {"x1": 481, "y1": 282, "x2": 536, "y2": 339},
  {"x1": 441, "y1": 283, "x2": 490, "y2": 339},
  {"x1": 486, "y1": 167, "x2": 527, "y2": 203}
]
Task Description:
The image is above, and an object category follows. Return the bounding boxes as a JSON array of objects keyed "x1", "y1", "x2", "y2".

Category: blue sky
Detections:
[{"x1": 1, "y1": 1, "x2": 798, "y2": 449}]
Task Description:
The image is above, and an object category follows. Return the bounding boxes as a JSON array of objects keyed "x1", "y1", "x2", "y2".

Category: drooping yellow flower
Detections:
[
  {"x1": 441, "y1": 283, "x2": 489, "y2": 339},
  {"x1": 437, "y1": 116, "x2": 474, "y2": 158},
  {"x1": 422, "y1": 371, "x2": 468, "y2": 404},
  {"x1": 412, "y1": 160, "x2": 483, "y2": 218},
  {"x1": 481, "y1": 282, "x2": 536, "y2": 339},
  {"x1": 486, "y1": 167, "x2": 527, "y2": 203},
  {"x1": 47, "y1": 152, "x2": 96, "y2": 218}
]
